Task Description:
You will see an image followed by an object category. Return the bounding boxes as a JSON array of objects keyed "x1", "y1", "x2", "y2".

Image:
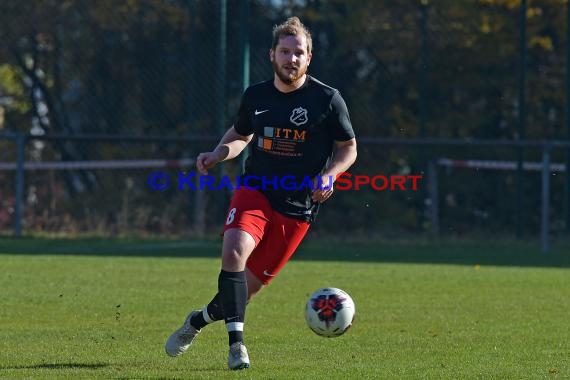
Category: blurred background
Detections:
[{"x1": 0, "y1": 0, "x2": 569, "y2": 247}]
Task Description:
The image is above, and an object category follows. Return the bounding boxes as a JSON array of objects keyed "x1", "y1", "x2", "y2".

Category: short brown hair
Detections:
[{"x1": 272, "y1": 17, "x2": 312, "y2": 54}]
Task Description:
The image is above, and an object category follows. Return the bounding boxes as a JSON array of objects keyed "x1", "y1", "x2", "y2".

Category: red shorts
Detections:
[{"x1": 223, "y1": 188, "x2": 310, "y2": 284}]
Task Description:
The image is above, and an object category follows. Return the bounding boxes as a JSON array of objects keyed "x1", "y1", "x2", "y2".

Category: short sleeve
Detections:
[
  {"x1": 233, "y1": 89, "x2": 254, "y2": 136},
  {"x1": 330, "y1": 91, "x2": 355, "y2": 141}
]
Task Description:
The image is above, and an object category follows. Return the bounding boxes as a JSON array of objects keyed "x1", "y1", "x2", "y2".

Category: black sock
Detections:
[
  {"x1": 218, "y1": 270, "x2": 247, "y2": 346},
  {"x1": 190, "y1": 293, "x2": 224, "y2": 330}
]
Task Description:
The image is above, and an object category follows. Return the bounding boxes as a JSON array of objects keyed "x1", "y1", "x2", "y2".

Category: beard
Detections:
[{"x1": 272, "y1": 60, "x2": 308, "y2": 85}]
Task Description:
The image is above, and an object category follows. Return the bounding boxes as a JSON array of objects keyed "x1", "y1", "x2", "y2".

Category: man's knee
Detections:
[{"x1": 221, "y1": 229, "x2": 256, "y2": 271}]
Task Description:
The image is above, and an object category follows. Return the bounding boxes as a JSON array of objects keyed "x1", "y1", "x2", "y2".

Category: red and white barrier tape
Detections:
[
  {"x1": 436, "y1": 158, "x2": 565, "y2": 172},
  {"x1": 0, "y1": 158, "x2": 194, "y2": 171}
]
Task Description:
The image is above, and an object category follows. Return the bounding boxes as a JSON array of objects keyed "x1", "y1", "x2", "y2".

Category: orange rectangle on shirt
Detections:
[{"x1": 263, "y1": 139, "x2": 272, "y2": 150}]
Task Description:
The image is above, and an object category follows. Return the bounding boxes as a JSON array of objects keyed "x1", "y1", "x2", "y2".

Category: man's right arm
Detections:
[{"x1": 196, "y1": 126, "x2": 253, "y2": 175}]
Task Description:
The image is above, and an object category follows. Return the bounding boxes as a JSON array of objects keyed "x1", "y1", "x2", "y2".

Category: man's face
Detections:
[{"x1": 270, "y1": 35, "x2": 312, "y2": 85}]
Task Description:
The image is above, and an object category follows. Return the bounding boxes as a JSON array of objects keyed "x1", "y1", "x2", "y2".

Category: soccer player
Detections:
[{"x1": 165, "y1": 16, "x2": 357, "y2": 370}]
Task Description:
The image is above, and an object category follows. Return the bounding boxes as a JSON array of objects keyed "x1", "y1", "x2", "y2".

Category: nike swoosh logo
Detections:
[
  {"x1": 263, "y1": 270, "x2": 276, "y2": 277},
  {"x1": 254, "y1": 109, "x2": 269, "y2": 115}
]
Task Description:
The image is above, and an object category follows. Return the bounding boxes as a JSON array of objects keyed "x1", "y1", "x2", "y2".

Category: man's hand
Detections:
[
  {"x1": 311, "y1": 176, "x2": 334, "y2": 203},
  {"x1": 196, "y1": 151, "x2": 222, "y2": 175}
]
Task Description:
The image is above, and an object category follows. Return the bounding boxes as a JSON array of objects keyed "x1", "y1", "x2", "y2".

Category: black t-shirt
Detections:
[{"x1": 233, "y1": 75, "x2": 355, "y2": 222}]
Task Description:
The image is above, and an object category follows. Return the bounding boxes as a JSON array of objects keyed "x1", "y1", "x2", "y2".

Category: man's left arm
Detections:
[{"x1": 312, "y1": 138, "x2": 357, "y2": 203}]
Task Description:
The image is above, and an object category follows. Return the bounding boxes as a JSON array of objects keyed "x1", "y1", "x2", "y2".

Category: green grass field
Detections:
[{"x1": 0, "y1": 237, "x2": 569, "y2": 379}]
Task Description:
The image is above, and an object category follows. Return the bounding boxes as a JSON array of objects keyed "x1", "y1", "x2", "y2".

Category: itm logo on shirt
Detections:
[
  {"x1": 290, "y1": 107, "x2": 308, "y2": 126},
  {"x1": 257, "y1": 126, "x2": 306, "y2": 156}
]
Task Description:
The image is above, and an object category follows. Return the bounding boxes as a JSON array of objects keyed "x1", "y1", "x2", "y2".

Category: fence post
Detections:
[
  {"x1": 566, "y1": 0, "x2": 570, "y2": 234},
  {"x1": 428, "y1": 160, "x2": 439, "y2": 235},
  {"x1": 14, "y1": 133, "x2": 26, "y2": 237},
  {"x1": 541, "y1": 143, "x2": 551, "y2": 253},
  {"x1": 516, "y1": 0, "x2": 528, "y2": 239},
  {"x1": 238, "y1": 0, "x2": 250, "y2": 172}
]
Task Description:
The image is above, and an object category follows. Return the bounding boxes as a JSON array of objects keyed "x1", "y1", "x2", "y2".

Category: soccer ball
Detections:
[{"x1": 304, "y1": 287, "x2": 355, "y2": 337}]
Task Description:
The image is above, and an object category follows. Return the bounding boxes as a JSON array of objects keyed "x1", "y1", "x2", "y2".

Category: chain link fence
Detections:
[{"x1": 0, "y1": 0, "x2": 569, "y2": 241}]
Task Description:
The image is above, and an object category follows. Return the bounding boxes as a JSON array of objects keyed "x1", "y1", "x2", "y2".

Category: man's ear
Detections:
[{"x1": 269, "y1": 49, "x2": 274, "y2": 62}]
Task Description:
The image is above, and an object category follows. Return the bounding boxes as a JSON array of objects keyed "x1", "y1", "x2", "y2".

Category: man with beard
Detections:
[{"x1": 164, "y1": 17, "x2": 357, "y2": 370}]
